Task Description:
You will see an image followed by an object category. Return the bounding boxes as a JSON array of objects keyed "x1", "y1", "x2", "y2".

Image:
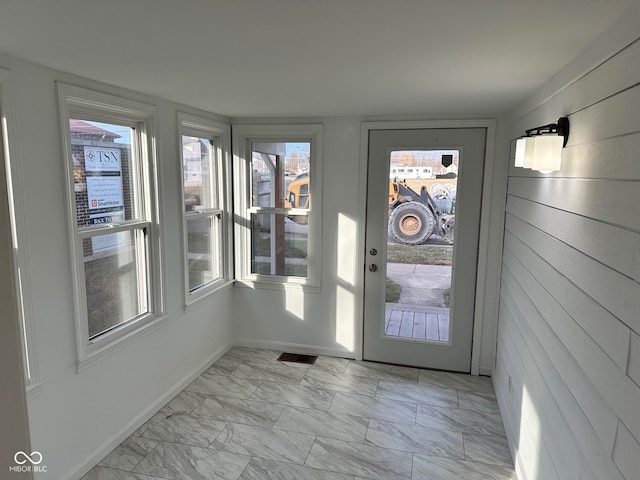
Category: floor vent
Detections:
[{"x1": 277, "y1": 352, "x2": 318, "y2": 364}]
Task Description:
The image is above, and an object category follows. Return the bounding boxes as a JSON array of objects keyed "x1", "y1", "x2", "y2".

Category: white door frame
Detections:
[{"x1": 356, "y1": 119, "x2": 497, "y2": 375}]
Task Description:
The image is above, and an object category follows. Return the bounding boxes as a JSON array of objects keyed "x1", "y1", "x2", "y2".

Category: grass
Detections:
[
  {"x1": 385, "y1": 278, "x2": 402, "y2": 303},
  {"x1": 443, "y1": 287, "x2": 451, "y2": 307},
  {"x1": 386, "y1": 244, "x2": 452, "y2": 266},
  {"x1": 253, "y1": 236, "x2": 307, "y2": 259},
  {"x1": 251, "y1": 233, "x2": 308, "y2": 277},
  {"x1": 253, "y1": 262, "x2": 307, "y2": 277}
]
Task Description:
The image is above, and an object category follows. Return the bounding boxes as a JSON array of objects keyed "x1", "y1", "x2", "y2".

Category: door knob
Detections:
[
  {"x1": 368, "y1": 264, "x2": 378, "y2": 272},
  {"x1": 369, "y1": 248, "x2": 378, "y2": 256}
]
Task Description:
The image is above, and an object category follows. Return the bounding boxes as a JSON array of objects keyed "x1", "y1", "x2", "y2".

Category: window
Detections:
[
  {"x1": 178, "y1": 113, "x2": 232, "y2": 303},
  {"x1": 58, "y1": 84, "x2": 164, "y2": 367},
  {"x1": 233, "y1": 125, "x2": 322, "y2": 289},
  {"x1": 1, "y1": 67, "x2": 45, "y2": 395}
]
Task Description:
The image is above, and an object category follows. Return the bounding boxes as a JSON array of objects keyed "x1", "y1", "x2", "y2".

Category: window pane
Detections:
[
  {"x1": 187, "y1": 215, "x2": 221, "y2": 291},
  {"x1": 182, "y1": 135, "x2": 216, "y2": 211},
  {"x1": 84, "y1": 229, "x2": 148, "y2": 338},
  {"x1": 251, "y1": 142, "x2": 310, "y2": 209},
  {"x1": 70, "y1": 119, "x2": 138, "y2": 228},
  {"x1": 250, "y1": 213, "x2": 308, "y2": 277},
  {"x1": 386, "y1": 150, "x2": 458, "y2": 344}
]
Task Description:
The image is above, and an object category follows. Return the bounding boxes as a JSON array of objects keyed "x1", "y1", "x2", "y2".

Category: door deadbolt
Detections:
[
  {"x1": 368, "y1": 264, "x2": 378, "y2": 272},
  {"x1": 369, "y1": 248, "x2": 378, "y2": 256}
]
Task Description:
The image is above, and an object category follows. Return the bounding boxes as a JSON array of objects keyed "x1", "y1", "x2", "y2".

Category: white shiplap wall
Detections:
[{"x1": 494, "y1": 22, "x2": 640, "y2": 480}]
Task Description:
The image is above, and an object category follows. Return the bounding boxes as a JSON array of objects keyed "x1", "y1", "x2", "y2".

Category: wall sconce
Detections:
[{"x1": 514, "y1": 117, "x2": 569, "y2": 173}]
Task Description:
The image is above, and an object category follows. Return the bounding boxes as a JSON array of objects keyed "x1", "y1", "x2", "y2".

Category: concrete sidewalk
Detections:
[{"x1": 386, "y1": 262, "x2": 451, "y2": 308}]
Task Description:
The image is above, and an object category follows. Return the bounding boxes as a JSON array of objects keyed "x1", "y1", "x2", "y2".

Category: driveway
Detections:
[{"x1": 386, "y1": 262, "x2": 451, "y2": 308}]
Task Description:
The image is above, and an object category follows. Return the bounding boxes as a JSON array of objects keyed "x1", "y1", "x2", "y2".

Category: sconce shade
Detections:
[
  {"x1": 531, "y1": 134, "x2": 564, "y2": 173},
  {"x1": 514, "y1": 137, "x2": 533, "y2": 168},
  {"x1": 515, "y1": 138, "x2": 526, "y2": 167},
  {"x1": 513, "y1": 116, "x2": 568, "y2": 173},
  {"x1": 522, "y1": 137, "x2": 535, "y2": 169}
]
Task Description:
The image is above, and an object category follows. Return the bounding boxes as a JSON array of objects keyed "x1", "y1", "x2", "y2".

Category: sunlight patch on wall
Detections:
[
  {"x1": 285, "y1": 286, "x2": 305, "y2": 321},
  {"x1": 335, "y1": 212, "x2": 358, "y2": 351},
  {"x1": 519, "y1": 384, "x2": 543, "y2": 480},
  {"x1": 337, "y1": 213, "x2": 357, "y2": 286},
  {"x1": 336, "y1": 285, "x2": 355, "y2": 351}
]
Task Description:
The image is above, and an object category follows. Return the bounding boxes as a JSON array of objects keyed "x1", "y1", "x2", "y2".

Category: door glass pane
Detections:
[
  {"x1": 250, "y1": 213, "x2": 308, "y2": 277},
  {"x1": 70, "y1": 119, "x2": 138, "y2": 229},
  {"x1": 187, "y1": 215, "x2": 221, "y2": 291},
  {"x1": 182, "y1": 135, "x2": 216, "y2": 211},
  {"x1": 251, "y1": 142, "x2": 310, "y2": 208},
  {"x1": 385, "y1": 150, "x2": 458, "y2": 343},
  {"x1": 84, "y1": 228, "x2": 148, "y2": 338}
]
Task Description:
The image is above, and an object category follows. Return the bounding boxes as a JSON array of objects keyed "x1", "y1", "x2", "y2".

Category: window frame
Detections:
[
  {"x1": 0, "y1": 67, "x2": 45, "y2": 395},
  {"x1": 177, "y1": 113, "x2": 233, "y2": 306},
  {"x1": 58, "y1": 83, "x2": 166, "y2": 370},
  {"x1": 232, "y1": 124, "x2": 323, "y2": 290}
]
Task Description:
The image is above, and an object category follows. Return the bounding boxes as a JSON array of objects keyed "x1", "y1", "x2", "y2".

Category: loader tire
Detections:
[{"x1": 389, "y1": 202, "x2": 435, "y2": 245}]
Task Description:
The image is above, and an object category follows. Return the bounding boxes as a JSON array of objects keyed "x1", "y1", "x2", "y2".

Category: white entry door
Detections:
[{"x1": 363, "y1": 127, "x2": 486, "y2": 372}]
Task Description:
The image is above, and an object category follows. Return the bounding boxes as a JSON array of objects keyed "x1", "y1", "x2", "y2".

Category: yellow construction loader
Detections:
[{"x1": 285, "y1": 175, "x2": 456, "y2": 244}]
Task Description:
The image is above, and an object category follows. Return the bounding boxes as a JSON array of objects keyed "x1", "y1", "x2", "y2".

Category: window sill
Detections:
[
  {"x1": 76, "y1": 313, "x2": 170, "y2": 373},
  {"x1": 185, "y1": 280, "x2": 234, "y2": 313},
  {"x1": 235, "y1": 279, "x2": 321, "y2": 294}
]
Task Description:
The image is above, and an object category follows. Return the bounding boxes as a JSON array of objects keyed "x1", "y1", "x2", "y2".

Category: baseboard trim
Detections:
[
  {"x1": 64, "y1": 340, "x2": 233, "y2": 480},
  {"x1": 233, "y1": 338, "x2": 354, "y2": 359}
]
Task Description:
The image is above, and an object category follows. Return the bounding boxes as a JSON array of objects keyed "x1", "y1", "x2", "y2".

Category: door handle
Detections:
[{"x1": 368, "y1": 264, "x2": 378, "y2": 272}]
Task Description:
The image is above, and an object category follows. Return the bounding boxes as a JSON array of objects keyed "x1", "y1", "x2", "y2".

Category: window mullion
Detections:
[
  {"x1": 77, "y1": 219, "x2": 151, "y2": 238},
  {"x1": 248, "y1": 207, "x2": 309, "y2": 216},
  {"x1": 132, "y1": 125, "x2": 146, "y2": 221},
  {"x1": 185, "y1": 208, "x2": 222, "y2": 218}
]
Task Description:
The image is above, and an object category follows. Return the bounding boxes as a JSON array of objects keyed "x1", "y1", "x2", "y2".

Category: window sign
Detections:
[{"x1": 84, "y1": 146, "x2": 125, "y2": 253}]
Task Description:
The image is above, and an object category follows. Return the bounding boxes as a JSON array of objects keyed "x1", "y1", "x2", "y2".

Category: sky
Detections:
[{"x1": 86, "y1": 121, "x2": 132, "y2": 144}]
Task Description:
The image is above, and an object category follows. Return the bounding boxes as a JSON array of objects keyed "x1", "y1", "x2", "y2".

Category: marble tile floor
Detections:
[{"x1": 82, "y1": 347, "x2": 516, "y2": 480}]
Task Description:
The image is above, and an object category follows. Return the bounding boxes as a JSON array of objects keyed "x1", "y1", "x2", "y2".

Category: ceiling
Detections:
[{"x1": 0, "y1": 0, "x2": 632, "y2": 118}]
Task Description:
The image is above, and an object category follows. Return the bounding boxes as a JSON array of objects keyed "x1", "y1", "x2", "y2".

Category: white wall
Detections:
[
  {"x1": 0, "y1": 53, "x2": 235, "y2": 480},
  {"x1": 495, "y1": 6, "x2": 640, "y2": 480},
  {"x1": 231, "y1": 117, "x2": 363, "y2": 357},
  {"x1": 230, "y1": 116, "x2": 508, "y2": 375}
]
